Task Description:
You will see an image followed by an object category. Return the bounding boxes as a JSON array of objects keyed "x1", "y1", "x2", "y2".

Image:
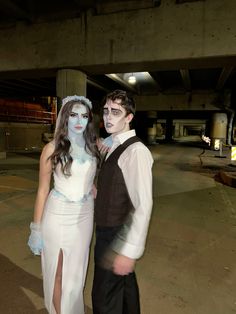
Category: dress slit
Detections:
[
  {"x1": 52, "y1": 249, "x2": 64, "y2": 314},
  {"x1": 41, "y1": 192, "x2": 94, "y2": 314}
]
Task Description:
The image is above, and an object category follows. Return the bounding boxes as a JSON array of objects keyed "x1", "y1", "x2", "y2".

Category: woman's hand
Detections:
[
  {"x1": 92, "y1": 184, "x2": 97, "y2": 199},
  {"x1": 28, "y1": 222, "x2": 43, "y2": 256}
]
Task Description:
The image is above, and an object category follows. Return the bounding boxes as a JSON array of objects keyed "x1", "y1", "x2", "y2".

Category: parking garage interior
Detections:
[{"x1": 0, "y1": 0, "x2": 236, "y2": 313}]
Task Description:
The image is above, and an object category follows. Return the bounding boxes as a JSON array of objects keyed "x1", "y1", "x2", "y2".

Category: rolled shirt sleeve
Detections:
[{"x1": 111, "y1": 142, "x2": 153, "y2": 259}]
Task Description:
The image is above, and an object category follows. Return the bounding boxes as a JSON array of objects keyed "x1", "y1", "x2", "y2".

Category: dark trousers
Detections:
[{"x1": 92, "y1": 226, "x2": 140, "y2": 314}]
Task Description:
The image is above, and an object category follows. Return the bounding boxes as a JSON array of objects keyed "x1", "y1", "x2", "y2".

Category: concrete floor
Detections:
[{"x1": 0, "y1": 142, "x2": 236, "y2": 314}]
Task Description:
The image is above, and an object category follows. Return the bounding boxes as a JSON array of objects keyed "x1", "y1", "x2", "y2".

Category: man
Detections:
[{"x1": 92, "y1": 90, "x2": 153, "y2": 314}]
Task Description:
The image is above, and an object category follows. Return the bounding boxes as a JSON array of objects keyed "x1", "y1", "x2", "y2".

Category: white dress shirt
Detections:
[{"x1": 106, "y1": 129, "x2": 153, "y2": 259}]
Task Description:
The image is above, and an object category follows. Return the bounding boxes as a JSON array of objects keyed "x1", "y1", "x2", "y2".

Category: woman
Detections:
[{"x1": 28, "y1": 95, "x2": 99, "y2": 314}]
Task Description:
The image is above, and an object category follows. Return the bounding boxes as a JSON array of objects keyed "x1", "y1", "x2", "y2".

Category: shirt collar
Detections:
[{"x1": 112, "y1": 129, "x2": 136, "y2": 145}]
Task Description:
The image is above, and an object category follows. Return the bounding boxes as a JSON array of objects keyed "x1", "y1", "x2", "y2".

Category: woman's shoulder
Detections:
[
  {"x1": 41, "y1": 141, "x2": 55, "y2": 157},
  {"x1": 48, "y1": 140, "x2": 55, "y2": 148}
]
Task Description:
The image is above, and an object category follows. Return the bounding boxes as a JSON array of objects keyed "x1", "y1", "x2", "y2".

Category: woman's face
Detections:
[{"x1": 68, "y1": 103, "x2": 89, "y2": 138}]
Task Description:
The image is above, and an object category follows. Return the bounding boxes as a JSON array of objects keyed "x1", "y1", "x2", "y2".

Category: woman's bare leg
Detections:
[{"x1": 53, "y1": 249, "x2": 63, "y2": 314}]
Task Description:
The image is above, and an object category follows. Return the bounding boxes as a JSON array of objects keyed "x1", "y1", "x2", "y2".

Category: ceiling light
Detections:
[{"x1": 128, "y1": 74, "x2": 136, "y2": 84}]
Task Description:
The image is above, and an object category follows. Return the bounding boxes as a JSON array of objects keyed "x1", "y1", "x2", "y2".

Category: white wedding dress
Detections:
[{"x1": 41, "y1": 144, "x2": 96, "y2": 314}]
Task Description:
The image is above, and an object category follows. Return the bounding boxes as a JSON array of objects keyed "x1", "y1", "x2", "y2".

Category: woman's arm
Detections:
[
  {"x1": 28, "y1": 142, "x2": 54, "y2": 255},
  {"x1": 33, "y1": 142, "x2": 54, "y2": 223}
]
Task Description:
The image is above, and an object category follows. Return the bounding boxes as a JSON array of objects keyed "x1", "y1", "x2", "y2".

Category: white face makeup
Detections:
[
  {"x1": 103, "y1": 99, "x2": 132, "y2": 135},
  {"x1": 68, "y1": 103, "x2": 88, "y2": 139}
]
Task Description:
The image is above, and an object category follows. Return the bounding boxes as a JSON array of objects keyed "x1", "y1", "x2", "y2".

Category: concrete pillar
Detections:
[
  {"x1": 147, "y1": 111, "x2": 157, "y2": 144},
  {"x1": 184, "y1": 127, "x2": 187, "y2": 136},
  {"x1": 180, "y1": 125, "x2": 184, "y2": 137},
  {"x1": 174, "y1": 122, "x2": 180, "y2": 138},
  {"x1": 210, "y1": 112, "x2": 228, "y2": 150},
  {"x1": 165, "y1": 117, "x2": 173, "y2": 142},
  {"x1": 0, "y1": 128, "x2": 6, "y2": 159},
  {"x1": 156, "y1": 123, "x2": 163, "y2": 137},
  {"x1": 210, "y1": 113, "x2": 227, "y2": 140},
  {"x1": 56, "y1": 69, "x2": 87, "y2": 108}
]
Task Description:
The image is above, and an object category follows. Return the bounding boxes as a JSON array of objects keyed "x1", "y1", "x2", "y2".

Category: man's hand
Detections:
[
  {"x1": 96, "y1": 138, "x2": 110, "y2": 155},
  {"x1": 112, "y1": 254, "x2": 136, "y2": 276},
  {"x1": 101, "y1": 250, "x2": 136, "y2": 276}
]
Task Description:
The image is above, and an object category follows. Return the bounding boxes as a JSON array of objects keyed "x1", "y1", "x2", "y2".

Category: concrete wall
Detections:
[
  {"x1": 0, "y1": 0, "x2": 236, "y2": 74},
  {"x1": 135, "y1": 92, "x2": 219, "y2": 111},
  {"x1": 0, "y1": 123, "x2": 52, "y2": 152}
]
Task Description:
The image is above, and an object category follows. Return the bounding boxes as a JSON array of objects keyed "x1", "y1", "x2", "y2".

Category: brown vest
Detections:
[{"x1": 95, "y1": 136, "x2": 140, "y2": 227}]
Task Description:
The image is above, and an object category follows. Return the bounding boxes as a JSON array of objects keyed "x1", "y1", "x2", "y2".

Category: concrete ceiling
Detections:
[{"x1": 0, "y1": 0, "x2": 235, "y2": 100}]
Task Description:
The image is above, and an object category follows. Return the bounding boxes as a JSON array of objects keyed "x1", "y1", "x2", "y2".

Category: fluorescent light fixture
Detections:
[{"x1": 128, "y1": 74, "x2": 136, "y2": 84}]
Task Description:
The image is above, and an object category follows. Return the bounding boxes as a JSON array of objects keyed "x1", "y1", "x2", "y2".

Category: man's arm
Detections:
[{"x1": 111, "y1": 143, "x2": 153, "y2": 274}]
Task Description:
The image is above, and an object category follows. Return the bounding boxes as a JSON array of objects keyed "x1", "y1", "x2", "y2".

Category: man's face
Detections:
[
  {"x1": 68, "y1": 103, "x2": 88, "y2": 137},
  {"x1": 103, "y1": 99, "x2": 133, "y2": 135}
]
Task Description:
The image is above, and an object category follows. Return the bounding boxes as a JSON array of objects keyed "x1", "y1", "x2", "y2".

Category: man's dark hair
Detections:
[{"x1": 104, "y1": 90, "x2": 136, "y2": 116}]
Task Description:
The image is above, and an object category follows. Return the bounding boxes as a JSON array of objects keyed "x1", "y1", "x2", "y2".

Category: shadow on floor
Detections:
[{"x1": 0, "y1": 253, "x2": 46, "y2": 314}]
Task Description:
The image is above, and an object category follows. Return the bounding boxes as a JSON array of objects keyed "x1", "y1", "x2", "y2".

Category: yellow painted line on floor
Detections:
[{"x1": 231, "y1": 146, "x2": 236, "y2": 161}]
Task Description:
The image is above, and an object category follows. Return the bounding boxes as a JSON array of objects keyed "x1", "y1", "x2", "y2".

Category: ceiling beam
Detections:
[
  {"x1": 87, "y1": 79, "x2": 110, "y2": 92},
  {"x1": 176, "y1": 0, "x2": 203, "y2": 3},
  {"x1": 105, "y1": 74, "x2": 137, "y2": 92},
  {"x1": 0, "y1": 80, "x2": 38, "y2": 91},
  {"x1": 18, "y1": 79, "x2": 52, "y2": 90},
  {"x1": 180, "y1": 69, "x2": 191, "y2": 91},
  {"x1": 73, "y1": 0, "x2": 95, "y2": 8},
  {"x1": 215, "y1": 66, "x2": 234, "y2": 91},
  {"x1": 0, "y1": 0, "x2": 30, "y2": 21},
  {"x1": 149, "y1": 73, "x2": 162, "y2": 92}
]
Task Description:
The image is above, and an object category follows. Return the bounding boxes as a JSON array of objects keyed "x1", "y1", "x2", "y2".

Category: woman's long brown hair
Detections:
[{"x1": 50, "y1": 99, "x2": 100, "y2": 176}]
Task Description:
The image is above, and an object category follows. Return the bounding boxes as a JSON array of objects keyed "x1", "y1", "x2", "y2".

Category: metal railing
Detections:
[{"x1": 0, "y1": 107, "x2": 56, "y2": 124}]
